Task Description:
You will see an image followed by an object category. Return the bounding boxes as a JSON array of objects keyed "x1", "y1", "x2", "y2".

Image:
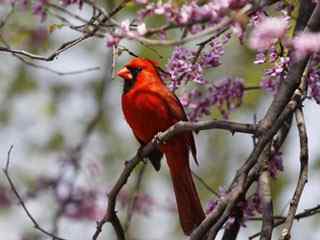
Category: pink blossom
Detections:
[
  {"x1": 106, "y1": 34, "x2": 121, "y2": 48},
  {"x1": 249, "y1": 17, "x2": 289, "y2": 50},
  {"x1": 32, "y1": 0, "x2": 48, "y2": 21},
  {"x1": 260, "y1": 57, "x2": 290, "y2": 94},
  {"x1": 182, "y1": 77, "x2": 244, "y2": 120},
  {"x1": 254, "y1": 51, "x2": 266, "y2": 64},
  {"x1": 137, "y1": 23, "x2": 147, "y2": 35},
  {"x1": 134, "y1": 0, "x2": 148, "y2": 4},
  {"x1": 120, "y1": 19, "x2": 130, "y2": 33},
  {"x1": 154, "y1": 3, "x2": 172, "y2": 15},
  {"x1": 306, "y1": 55, "x2": 320, "y2": 104},
  {"x1": 232, "y1": 22, "x2": 245, "y2": 42},
  {"x1": 292, "y1": 32, "x2": 320, "y2": 60}
]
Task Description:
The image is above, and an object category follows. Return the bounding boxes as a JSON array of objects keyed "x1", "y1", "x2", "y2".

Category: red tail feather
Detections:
[{"x1": 165, "y1": 145, "x2": 205, "y2": 235}]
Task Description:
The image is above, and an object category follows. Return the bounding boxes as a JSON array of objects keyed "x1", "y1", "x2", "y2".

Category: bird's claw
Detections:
[{"x1": 153, "y1": 132, "x2": 164, "y2": 145}]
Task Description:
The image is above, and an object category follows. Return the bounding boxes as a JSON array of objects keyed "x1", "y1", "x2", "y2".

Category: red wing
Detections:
[{"x1": 165, "y1": 92, "x2": 198, "y2": 165}]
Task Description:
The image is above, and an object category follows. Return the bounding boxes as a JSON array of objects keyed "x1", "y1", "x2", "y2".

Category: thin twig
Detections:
[
  {"x1": 0, "y1": 34, "x2": 100, "y2": 75},
  {"x1": 2, "y1": 146, "x2": 68, "y2": 240},
  {"x1": 123, "y1": 163, "x2": 147, "y2": 235},
  {"x1": 192, "y1": 170, "x2": 218, "y2": 196},
  {"x1": 0, "y1": 4, "x2": 15, "y2": 29},
  {"x1": 258, "y1": 145, "x2": 273, "y2": 240},
  {"x1": 0, "y1": 0, "x2": 129, "y2": 61},
  {"x1": 249, "y1": 204, "x2": 320, "y2": 239}
]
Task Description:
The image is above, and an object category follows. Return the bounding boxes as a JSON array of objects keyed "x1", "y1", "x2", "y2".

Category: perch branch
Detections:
[{"x1": 92, "y1": 119, "x2": 257, "y2": 240}]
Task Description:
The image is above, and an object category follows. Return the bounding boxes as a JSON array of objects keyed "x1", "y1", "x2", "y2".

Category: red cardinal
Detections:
[{"x1": 117, "y1": 57, "x2": 205, "y2": 235}]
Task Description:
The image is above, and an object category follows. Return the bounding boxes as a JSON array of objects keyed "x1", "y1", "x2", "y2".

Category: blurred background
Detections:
[{"x1": 0, "y1": 1, "x2": 320, "y2": 239}]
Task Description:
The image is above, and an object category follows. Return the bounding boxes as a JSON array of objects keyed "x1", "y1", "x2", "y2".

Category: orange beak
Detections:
[{"x1": 117, "y1": 67, "x2": 132, "y2": 80}]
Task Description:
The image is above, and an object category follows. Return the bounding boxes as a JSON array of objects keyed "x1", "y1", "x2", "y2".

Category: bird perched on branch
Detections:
[{"x1": 117, "y1": 57, "x2": 205, "y2": 235}]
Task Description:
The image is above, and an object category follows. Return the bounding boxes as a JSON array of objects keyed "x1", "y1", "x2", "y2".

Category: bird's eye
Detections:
[{"x1": 128, "y1": 67, "x2": 142, "y2": 78}]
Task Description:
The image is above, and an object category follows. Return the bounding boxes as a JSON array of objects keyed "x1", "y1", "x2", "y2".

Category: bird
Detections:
[{"x1": 117, "y1": 57, "x2": 205, "y2": 235}]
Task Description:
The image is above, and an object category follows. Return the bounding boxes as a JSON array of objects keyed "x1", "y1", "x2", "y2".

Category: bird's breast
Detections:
[{"x1": 122, "y1": 88, "x2": 176, "y2": 143}]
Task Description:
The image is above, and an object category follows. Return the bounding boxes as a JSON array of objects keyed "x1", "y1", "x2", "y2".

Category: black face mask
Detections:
[{"x1": 123, "y1": 67, "x2": 142, "y2": 93}]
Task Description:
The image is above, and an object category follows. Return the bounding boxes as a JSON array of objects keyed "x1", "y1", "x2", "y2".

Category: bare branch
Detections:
[
  {"x1": 159, "y1": 119, "x2": 257, "y2": 136},
  {"x1": 279, "y1": 107, "x2": 309, "y2": 240},
  {"x1": 221, "y1": 200, "x2": 243, "y2": 240},
  {"x1": 207, "y1": 175, "x2": 246, "y2": 239},
  {"x1": 249, "y1": 204, "x2": 320, "y2": 239},
  {"x1": 258, "y1": 145, "x2": 273, "y2": 240},
  {"x1": 123, "y1": 163, "x2": 147, "y2": 235},
  {"x1": 2, "y1": 146, "x2": 68, "y2": 240},
  {"x1": 0, "y1": 0, "x2": 129, "y2": 62}
]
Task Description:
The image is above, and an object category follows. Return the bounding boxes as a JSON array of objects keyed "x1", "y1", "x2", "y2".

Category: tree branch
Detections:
[
  {"x1": 249, "y1": 204, "x2": 320, "y2": 239},
  {"x1": 188, "y1": 84, "x2": 304, "y2": 240},
  {"x1": 258, "y1": 145, "x2": 273, "y2": 240},
  {"x1": 0, "y1": 0, "x2": 129, "y2": 62},
  {"x1": 279, "y1": 107, "x2": 309, "y2": 240},
  {"x1": 92, "y1": 118, "x2": 256, "y2": 240}
]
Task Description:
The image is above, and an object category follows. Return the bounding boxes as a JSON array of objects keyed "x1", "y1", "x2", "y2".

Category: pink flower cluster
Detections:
[
  {"x1": 306, "y1": 54, "x2": 320, "y2": 104},
  {"x1": 31, "y1": 0, "x2": 48, "y2": 21},
  {"x1": 249, "y1": 16, "x2": 289, "y2": 50},
  {"x1": 181, "y1": 77, "x2": 244, "y2": 120},
  {"x1": 253, "y1": 29, "x2": 320, "y2": 104},
  {"x1": 166, "y1": 34, "x2": 230, "y2": 91},
  {"x1": 260, "y1": 57, "x2": 290, "y2": 94},
  {"x1": 166, "y1": 47, "x2": 205, "y2": 90},
  {"x1": 292, "y1": 32, "x2": 320, "y2": 60},
  {"x1": 14, "y1": 0, "x2": 83, "y2": 21},
  {"x1": 106, "y1": 19, "x2": 146, "y2": 47},
  {"x1": 138, "y1": 1, "x2": 231, "y2": 26}
]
